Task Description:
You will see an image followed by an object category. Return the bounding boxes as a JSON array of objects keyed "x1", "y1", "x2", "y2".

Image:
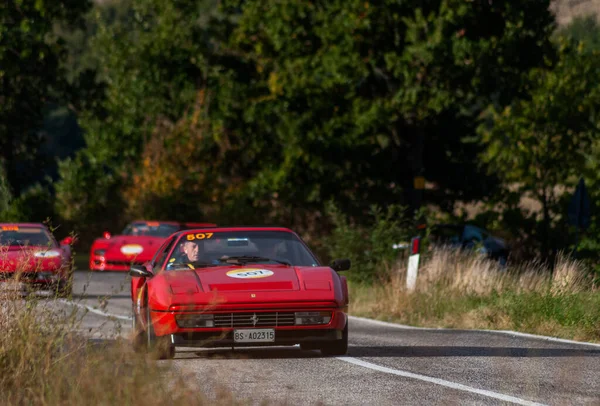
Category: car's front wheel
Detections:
[
  {"x1": 131, "y1": 304, "x2": 146, "y2": 353},
  {"x1": 146, "y1": 304, "x2": 175, "y2": 360},
  {"x1": 319, "y1": 322, "x2": 348, "y2": 356}
]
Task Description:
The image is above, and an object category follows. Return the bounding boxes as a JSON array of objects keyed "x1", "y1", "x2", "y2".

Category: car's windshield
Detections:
[
  {"x1": 165, "y1": 230, "x2": 319, "y2": 269},
  {"x1": 122, "y1": 222, "x2": 181, "y2": 237},
  {"x1": 0, "y1": 226, "x2": 56, "y2": 247}
]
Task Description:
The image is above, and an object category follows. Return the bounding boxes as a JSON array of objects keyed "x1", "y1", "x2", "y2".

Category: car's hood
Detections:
[
  {"x1": 149, "y1": 264, "x2": 342, "y2": 309},
  {"x1": 0, "y1": 246, "x2": 65, "y2": 272},
  {"x1": 96, "y1": 235, "x2": 165, "y2": 261},
  {"x1": 171, "y1": 264, "x2": 301, "y2": 292}
]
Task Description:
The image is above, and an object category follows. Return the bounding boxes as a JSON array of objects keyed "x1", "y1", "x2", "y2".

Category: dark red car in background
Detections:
[
  {"x1": 0, "y1": 223, "x2": 75, "y2": 296},
  {"x1": 89, "y1": 220, "x2": 216, "y2": 271}
]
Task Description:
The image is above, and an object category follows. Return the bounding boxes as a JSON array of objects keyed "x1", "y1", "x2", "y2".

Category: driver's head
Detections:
[{"x1": 181, "y1": 241, "x2": 200, "y2": 262}]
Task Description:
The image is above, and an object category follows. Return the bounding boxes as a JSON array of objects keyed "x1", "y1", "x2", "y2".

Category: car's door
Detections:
[{"x1": 131, "y1": 235, "x2": 177, "y2": 316}]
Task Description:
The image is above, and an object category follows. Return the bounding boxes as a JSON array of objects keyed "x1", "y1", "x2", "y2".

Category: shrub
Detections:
[{"x1": 324, "y1": 202, "x2": 415, "y2": 283}]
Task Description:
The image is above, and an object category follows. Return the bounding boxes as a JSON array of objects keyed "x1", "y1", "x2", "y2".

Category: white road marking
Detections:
[
  {"x1": 349, "y1": 316, "x2": 600, "y2": 349},
  {"x1": 336, "y1": 356, "x2": 548, "y2": 406},
  {"x1": 57, "y1": 299, "x2": 132, "y2": 321}
]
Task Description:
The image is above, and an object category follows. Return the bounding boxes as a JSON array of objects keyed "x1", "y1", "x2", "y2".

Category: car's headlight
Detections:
[
  {"x1": 94, "y1": 249, "x2": 106, "y2": 256},
  {"x1": 175, "y1": 314, "x2": 214, "y2": 328},
  {"x1": 294, "y1": 311, "x2": 332, "y2": 325},
  {"x1": 34, "y1": 250, "x2": 61, "y2": 258}
]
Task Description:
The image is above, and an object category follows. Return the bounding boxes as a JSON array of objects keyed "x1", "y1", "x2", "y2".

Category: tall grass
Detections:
[
  {"x1": 350, "y1": 249, "x2": 600, "y2": 342},
  {"x1": 0, "y1": 243, "x2": 249, "y2": 406},
  {"x1": 0, "y1": 284, "x2": 253, "y2": 406}
]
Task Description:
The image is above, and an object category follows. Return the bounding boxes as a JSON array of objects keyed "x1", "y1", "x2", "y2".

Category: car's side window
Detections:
[
  {"x1": 153, "y1": 237, "x2": 177, "y2": 272},
  {"x1": 462, "y1": 226, "x2": 483, "y2": 243}
]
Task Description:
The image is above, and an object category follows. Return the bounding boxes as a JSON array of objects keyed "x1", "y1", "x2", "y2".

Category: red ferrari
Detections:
[
  {"x1": 89, "y1": 220, "x2": 216, "y2": 271},
  {"x1": 0, "y1": 223, "x2": 75, "y2": 296},
  {"x1": 129, "y1": 226, "x2": 350, "y2": 359}
]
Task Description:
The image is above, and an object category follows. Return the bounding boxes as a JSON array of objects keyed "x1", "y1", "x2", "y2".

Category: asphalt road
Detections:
[{"x1": 54, "y1": 271, "x2": 600, "y2": 406}]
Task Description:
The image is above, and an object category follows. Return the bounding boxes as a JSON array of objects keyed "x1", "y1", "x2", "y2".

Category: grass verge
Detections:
[
  {"x1": 349, "y1": 249, "x2": 600, "y2": 343},
  {"x1": 0, "y1": 286, "x2": 248, "y2": 405}
]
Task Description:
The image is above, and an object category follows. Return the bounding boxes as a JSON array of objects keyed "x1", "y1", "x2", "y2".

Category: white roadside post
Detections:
[{"x1": 406, "y1": 236, "x2": 421, "y2": 291}]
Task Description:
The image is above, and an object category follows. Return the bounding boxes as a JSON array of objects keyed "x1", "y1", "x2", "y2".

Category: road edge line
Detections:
[
  {"x1": 336, "y1": 356, "x2": 547, "y2": 406},
  {"x1": 57, "y1": 299, "x2": 132, "y2": 321},
  {"x1": 348, "y1": 315, "x2": 600, "y2": 348}
]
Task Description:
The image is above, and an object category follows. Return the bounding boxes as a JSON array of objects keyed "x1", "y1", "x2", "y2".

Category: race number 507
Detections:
[{"x1": 186, "y1": 233, "x2": 213, "y2": 241}]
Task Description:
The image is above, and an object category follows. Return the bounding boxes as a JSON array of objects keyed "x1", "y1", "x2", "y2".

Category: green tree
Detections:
[
  {"x1": 223, "y1": 0, "x2": 557, "y2": 221},
  {"x1": 479, "y1": 38, "x2": 600, "y2": 259},
  {"x1": 0, "y1": 0, "x2": 90, "y2": 195},
  {"x1": 54, "y1": 0, "x2": 248, "y2": 229}
]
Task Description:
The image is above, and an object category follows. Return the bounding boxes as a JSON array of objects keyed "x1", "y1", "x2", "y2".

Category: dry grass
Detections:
[
  {"x1": 349, "y1": 248, "x2": 600, "y2": 342},
  {"x1": 0, "y1": 286, "x2": 253, "y2": 406},
  {"x1": 0, "y1": 244, "x2": 252, "y2": 406}
]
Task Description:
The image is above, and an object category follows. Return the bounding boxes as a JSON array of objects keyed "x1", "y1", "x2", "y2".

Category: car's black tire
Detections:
[
  {"x1": 146, "y1": 304, "x2": 175, "y2": 360},
  {"x1": 320, "y1": 322, "x2": 348, "y2": 356},
  {"x1": 132, "y1": 304, "x2": 146, "y2": 353}
]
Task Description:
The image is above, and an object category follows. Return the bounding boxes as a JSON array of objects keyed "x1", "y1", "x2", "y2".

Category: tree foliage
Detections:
[
  {"x1": 221, "y1": 0, "x2": 556, "y2": 218},
  {"x1": 0, "y1": 0, "x2": 90, "y2": 195},
  {"x1": 479, "y1": 38, "x2": 600, "y2": 257}
]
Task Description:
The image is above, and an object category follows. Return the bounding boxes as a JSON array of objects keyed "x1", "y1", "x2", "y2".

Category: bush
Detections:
[{"x1": 324, "y1": 202, "x2": 415, "y2": 283}]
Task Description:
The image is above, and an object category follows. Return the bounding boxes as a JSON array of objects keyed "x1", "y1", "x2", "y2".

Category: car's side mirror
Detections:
[
  {"x1": 129, "y1": 265, "x2": 153, "y2": 278},
  {"x1": 60, "y1": 236, "x2": 75, "y2": 246},
  {"x1": 103, "y1": 231, "x2": 111, "y2": 239},
  {"x1": 330, "y1": 258, "x2": 351, "y2": 272}
]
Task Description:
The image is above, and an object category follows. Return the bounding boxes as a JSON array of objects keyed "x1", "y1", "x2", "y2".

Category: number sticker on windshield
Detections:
[
  {"x1": 186, "y1": 233, "x2": 214, "y2": 241},
  {"x1": 1, "y1": 226, "x2": 19, "y2": 231}
]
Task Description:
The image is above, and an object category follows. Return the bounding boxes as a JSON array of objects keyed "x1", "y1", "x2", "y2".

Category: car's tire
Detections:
[
  {"x1": 146, "y1": 303, "x2": 175, "y2": 360},
  {"x1": 319, "y1": 322, "x2": 348, "y2": 356},
  {"x1": 132, "y1": 304, "x2": 146, "y2": 353}
]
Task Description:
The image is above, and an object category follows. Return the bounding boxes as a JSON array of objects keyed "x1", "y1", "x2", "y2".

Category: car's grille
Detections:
[
  {"x1": 214, "y1": 312, "x2": 296, "y2": 328},
  {"x1": 0, "y1": 272, "x2": 51, "y2": 282}
]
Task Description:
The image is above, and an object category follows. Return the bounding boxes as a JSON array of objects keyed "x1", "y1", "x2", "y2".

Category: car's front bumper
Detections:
[
  {"x1": 149, "y1": 307, "x2": 347, "y2": 348},
  {"x1": 170, "y1": 328, "x2": 343, "y2": 347},
  {"x1": 0, "y1": 271, "x2": 66, "y2": 291},
  {"x1": 90, "y1": 255, "x2": 145, "y2": 271}
]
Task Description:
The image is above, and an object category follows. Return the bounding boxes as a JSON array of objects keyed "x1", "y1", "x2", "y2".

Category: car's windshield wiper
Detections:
[{"x1": 218, "y1": 255, "x2": 291, "y2": 266}]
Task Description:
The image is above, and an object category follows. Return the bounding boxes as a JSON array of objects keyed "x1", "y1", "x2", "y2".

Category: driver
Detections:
[{"x1": 167, "y1": 240, "x2": 204, "y2": 270}]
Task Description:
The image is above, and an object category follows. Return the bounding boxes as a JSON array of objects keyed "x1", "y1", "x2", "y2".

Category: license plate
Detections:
[{"x1": 233, "y1": 329, "x2": 275, "y2": 343}]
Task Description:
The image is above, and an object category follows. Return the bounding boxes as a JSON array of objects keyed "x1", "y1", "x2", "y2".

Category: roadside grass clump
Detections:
[
  {"x1": 349, "y1": 249, "x2": 600, "y2": 342},
  {"x1": 0, "y1": 287, "x2": 247, "y2": 406}
]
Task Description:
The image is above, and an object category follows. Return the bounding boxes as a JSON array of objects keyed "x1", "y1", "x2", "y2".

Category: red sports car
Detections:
[
  {"x1": 129, "y1": 226, "x2": 350, "y2": 359},
  {"x1": 0, "y1": 223, "x2": 75, "y2": 296},
  {"x1": 89, "y1": 220, "x2": 216, "y2": 271}
]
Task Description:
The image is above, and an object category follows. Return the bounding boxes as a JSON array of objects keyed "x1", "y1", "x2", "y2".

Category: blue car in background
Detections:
[{"x1": 428, "y1": 224, "x2": 510, "y2": 265}]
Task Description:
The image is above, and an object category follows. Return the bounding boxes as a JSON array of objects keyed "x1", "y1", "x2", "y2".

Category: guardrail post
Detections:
[{"x1": 406, "y1": 236, "x2": 421, "y2": 291}]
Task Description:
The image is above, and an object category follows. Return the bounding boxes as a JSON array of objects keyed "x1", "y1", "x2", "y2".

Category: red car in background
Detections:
[
  {"x1": 129, "y1": 226, "x2": 350, "y2": 359},
  {"x1": 0, "y1": 223, "x2": 75, "y2": 297},
  {"x1": 90, "y1": 220, "x2": 216, "y2": 271}
]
